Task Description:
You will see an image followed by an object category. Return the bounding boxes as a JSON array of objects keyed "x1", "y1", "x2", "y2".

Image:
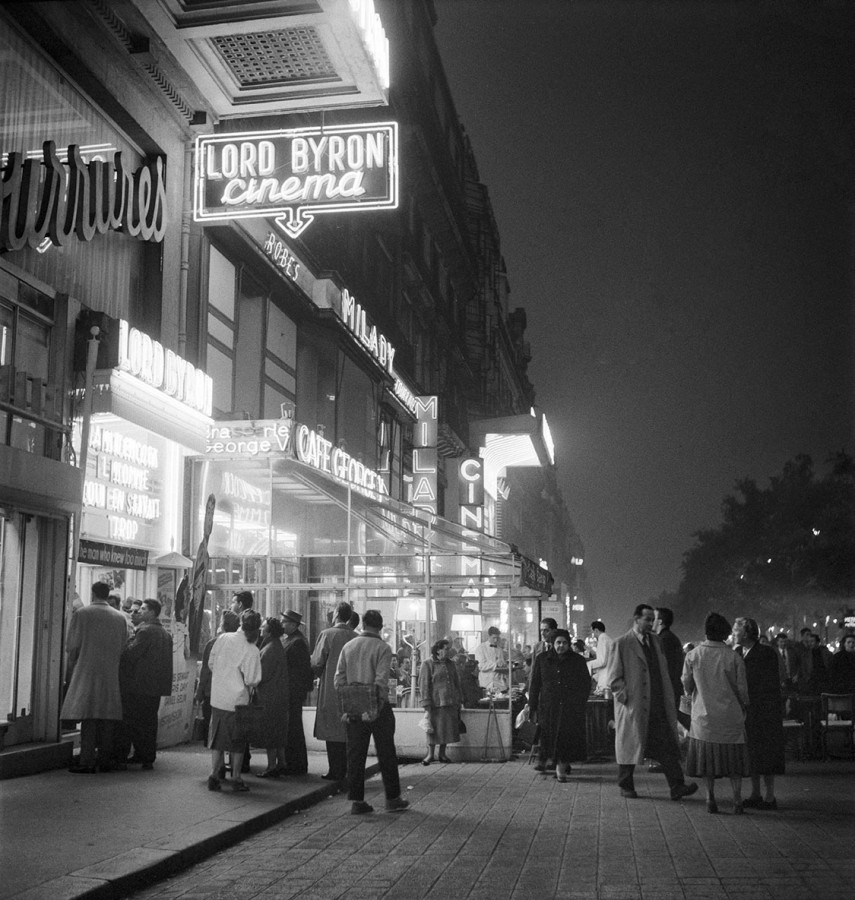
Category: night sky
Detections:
[{"x1": 432, "y1": 0, "x2": 854, "y2": 628}]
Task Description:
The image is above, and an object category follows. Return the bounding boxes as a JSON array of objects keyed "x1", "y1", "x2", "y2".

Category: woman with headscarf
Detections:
[
  {"x1": 419, "y1": 639, "x2": 463, "y2": 765},
  {"x1": 257, "y1": 616, "x2": 289, "y2": 777},
  {"x1": 528, "y1": 628, "x2": 591, "y2": 782},
  {"x1": 682, "y1": 612, "x2": 750, "y2": 813},
  {"x1": 207, "y1": 609, "x2": 262, "y2": 792},
  {"x1": 732, "y1": 616, "x2": 785, "y2": 810}
]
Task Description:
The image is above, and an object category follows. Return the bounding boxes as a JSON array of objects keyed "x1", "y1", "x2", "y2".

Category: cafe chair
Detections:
[{"x1": 819, "y1": 693, "x2": 855, "y2": 760}]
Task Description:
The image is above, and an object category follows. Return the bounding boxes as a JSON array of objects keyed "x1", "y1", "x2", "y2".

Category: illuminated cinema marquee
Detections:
[{"x1": 194, "y1": 123, "x2": 398, "y2": 238}]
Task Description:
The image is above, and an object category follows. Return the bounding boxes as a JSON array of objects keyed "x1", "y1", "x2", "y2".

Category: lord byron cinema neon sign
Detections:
[{"x1": 194, "y1": 123, "x2": 398, "y2": 238}]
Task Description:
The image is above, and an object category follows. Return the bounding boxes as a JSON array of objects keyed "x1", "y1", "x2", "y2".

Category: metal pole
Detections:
[{"x1": 67, "y1": 326, "x2": 100, "y2": 609}]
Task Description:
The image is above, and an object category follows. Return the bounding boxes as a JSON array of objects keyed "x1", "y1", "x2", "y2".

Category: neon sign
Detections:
[
  {"x1": 295, "y1": 423, "x2": 389, "y2": 499},
  {"x1": 205, "y1": 420, "x2": 292, "y2": 458},
  {"x1": 118, "y1": 320, "x2": 213, "y2": 416},
  {"x1": 194, "y1": 123, "x2": 398, "y2": 238},
  {"x1": 458, "y1": 457, "x2": 484, "y2": 531},
  {"x1": 410, "y1": 396, "x2": 438, "y2": 514}
]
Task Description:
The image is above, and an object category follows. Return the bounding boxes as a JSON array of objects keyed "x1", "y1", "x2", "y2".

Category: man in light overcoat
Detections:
[
  {"x1": 61, "y1": 581, "x2": 129, "y2": 773},
  {"x1": 311, "y1": 600, "x2": 357, "y2": 780},
  {"x1": 604, "y1": 603, "x2": 698, "y2": 801}
]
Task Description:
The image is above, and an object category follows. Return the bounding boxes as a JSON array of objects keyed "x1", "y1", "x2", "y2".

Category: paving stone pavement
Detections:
[{"x1": 127, "y1": 758, "x2": 855, "y2": 900}]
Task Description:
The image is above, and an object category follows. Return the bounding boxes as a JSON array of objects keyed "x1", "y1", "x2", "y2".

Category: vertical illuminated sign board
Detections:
[
  {"x1": 194, "y1": 123, "x2": 398, "y2": 238},
  {"x1": 411, "y1": 396, "x2": 438, "y2": 514},
  {"x1": 458, "y1": 457, "x2": 484, "y2": 531}
]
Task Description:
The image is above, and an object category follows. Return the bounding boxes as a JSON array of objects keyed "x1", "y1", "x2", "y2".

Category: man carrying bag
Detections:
[{"x1": 334, "y1": 610, "x2": 409, "y2": 815}]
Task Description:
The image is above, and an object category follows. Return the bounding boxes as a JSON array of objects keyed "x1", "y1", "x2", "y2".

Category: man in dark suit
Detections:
[
  {"x1": 281, "y1": 609, "x2": 314, "y2": 775},
  {"x1": 654, "y1": 607, "x2": 688, "y2": 728},
  {"x1": 775, "y1": 632, "x2": 801, "y2": 716},
  {"x1": 116, "y1": 598, "x2": 173, "y2": 769}
]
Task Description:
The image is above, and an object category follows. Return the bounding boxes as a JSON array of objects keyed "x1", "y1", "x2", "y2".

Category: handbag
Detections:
[
  {"x1": 234, "y1": 689, "x2": 266, "y2": 746},
  {"x1": 337, "y1": 682, "x2": 381, "y2": 722},
  {"x1": 516, "y1": 720, "x2": 539, "y2": 747},
  {"x1": 457, "y1": 715, "x2": 467, "y2": 735}
]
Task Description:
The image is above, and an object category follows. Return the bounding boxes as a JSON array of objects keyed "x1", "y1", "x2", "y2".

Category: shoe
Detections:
[
  {"x1": 556, "y1": 774, "x2": 568, "y2": 783},
  {"x1": 126, "y1": 756, "x2": 144, "y2": 765},
  {"x1": 231, "y1": 780, "x2": 250, "y2": 792},
  {"x1": 217, "y1": 766, "x2": 227, "y2": 781},
  {"x1": 733, "y1": 802, "x2": 745, "y2": 815},
  {"x1": 670, "y1": 782, "x2": 699, "y2": 801},
  {"x1": 258, "y1": 768, "x2": 281, "y2": 778},
  {"x1": 706, "y1": 799, "x2": 719, "y2": 814},
  {"x1": 742, "y1": 795, "x2": 764, "y2": 809},
  {"x1": 207, "y1": 775, "x2": 221, "y2": 791},
  {"x1": 351, "y1": 801, "x2": 374, "y2": 815},
  {"x1": 533, "y1": 763, "x2": 546, "y2": 772},
  {"x1": 758, "y1": 798, "x2": 778, "y2": 810},
  {"x1": 422, "y1": 756, "x2": 433, "y2": 766},
  {"x1": 385, "y1": 797, "x2": 410, "y2": 812},
  {"x1": 141, "y1": 763, "x2": 154, "y2": 770},
  {"x1": 321, "y1": 773, "x2": 339, "y2": 780},
  {"x1": 438, "y1": 755, "x2": 452, "y2": 763},
  {"x1": 620, "y1": 789, "x2": 638, "y2": 799},
  {"x1": 69, "y1": 765, "x2": 97, "y2": 774},
  {"x1": 648, "y1": 763, "x2": 665, "y2": 773}
]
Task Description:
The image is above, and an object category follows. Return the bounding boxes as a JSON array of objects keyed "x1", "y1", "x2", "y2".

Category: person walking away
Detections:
[
  {"x1": 682, "y1": 612, "x2": 750, "y2": 813},
  {"x1": 115, "y1": 598, "x2": 173, "y2": 769},
  {"x1": 311, "y1": 600, "x2": 357, "y2": 780},
  {"x1": 256, "y1": 616, "x2": 290, "y2": 777},
  {"x1": 281, "y1": 609, "x2": 314, "y2": 775},
  {"x1": 207, "y1": 610, "x2": 262, "y2": 792},
  {"x1": 334, "y1": 609, "x2": 409, "y2": 815},
  {"x1": 604, "y1": 603, "x2": 698, "y2": 801},
  {"x1": 419, "y1": 639, "x2": 463, "y2": 765},
  {"x1": 528, "y1": 628, "x2": 591, "y2": 782},
  {"x1": 733, "y1": 616, "x2": 785, "y2": 810},
  {"x1": 62, "y1": 581, "x2": 129, "y2": 773}
]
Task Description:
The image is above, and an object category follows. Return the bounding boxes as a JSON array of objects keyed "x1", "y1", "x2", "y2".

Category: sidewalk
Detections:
[
  {"x1": 2, "y1": 749, "x2": 854, "y2": 900},
  {"x1": 0, "y1": 745, "x2": 377, "y2": 900}
]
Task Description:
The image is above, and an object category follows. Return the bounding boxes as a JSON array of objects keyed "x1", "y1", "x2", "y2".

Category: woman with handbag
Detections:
[
  {"x1": 419, "y1": 639, "x2": 463, "y2": 765},
  {"x1": 207, "y1": 610, "x2": 262, "y2": 792},
  {"x1": 682, "y1": 612, "x2": 750, "y2": 814},
  {"x1": 257, "y1": 617, "x2": 290, "y2": 777}
]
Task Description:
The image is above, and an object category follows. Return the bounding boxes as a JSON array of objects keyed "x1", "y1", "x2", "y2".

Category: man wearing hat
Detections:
[{"x1": 281, "y1": 609, "x2": 314, "y2": 775}]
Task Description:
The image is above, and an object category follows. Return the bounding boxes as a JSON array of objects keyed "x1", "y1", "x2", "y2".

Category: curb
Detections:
[{"x1": 12, "y1": 764, "x2": 381, "y2": 900}]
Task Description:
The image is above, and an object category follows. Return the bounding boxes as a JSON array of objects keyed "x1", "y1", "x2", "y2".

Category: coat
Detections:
[
  {"x1": 529, "y1": 649, "x2": 591, "y2": 763},
  {"x1": 737, "y1": 642, "x2": 785, "y2": 775},
  {"x1": 283, "y1": 630, "x2": 314, "y2": 702},
  {"x1": 682, "y1": 641, "x2": 748, "y2": 744},
  {"x1": 119, "y1": 619, "x2": 173, "y2": 697},
  {"x1": 312, "y1": 624, "x2": 356, "y2": 741},
  {"x1": 258, "y1": 637, "x2": 289, "y2": 746},
  {"x1": 419, "y1": 658, "x2": 462, "y2": 709},
  {"x1": 604, "y1": 629, "x2": 678, "y2": 765},
  {"x1": 61, "y1": 599, "x2": 129, "y2": 720}
]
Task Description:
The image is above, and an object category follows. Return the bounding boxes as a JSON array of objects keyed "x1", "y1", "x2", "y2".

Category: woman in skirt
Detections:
[
  {"x1": 419, "y1": 639, "x2": 463, "y2": 764},
  {"x1": 682, "y1": 612, "x2": 750, "y2": 814}
]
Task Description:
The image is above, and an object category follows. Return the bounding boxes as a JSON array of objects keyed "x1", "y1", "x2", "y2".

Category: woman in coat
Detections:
[
  {"x1": 257, "y1": 617, "x2": 290, "y2": 777},
  {"x1": 419, "y1": 639, "x2": 463, "y2": 764},
  {"x1": 528, "y1": 628, "x2": 592, "y2": 781},
  {"x1": 682, "y1": 612, "x2": 750, "y2": 814},
  {"x1": 732, "y1": 616, "x2": 785, "y2": 810},
  {"x1": 829, "y1": 633, "x2": 855, "y2": 694}
]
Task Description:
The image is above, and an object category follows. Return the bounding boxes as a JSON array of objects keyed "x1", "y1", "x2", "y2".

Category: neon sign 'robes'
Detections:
[{"x1": 194, "y1": 123, "x2": 398, "y2": 238}]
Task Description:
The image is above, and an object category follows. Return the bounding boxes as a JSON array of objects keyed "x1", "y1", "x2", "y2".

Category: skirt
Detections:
[
  {"x1": 428, "y1": 706, "x2": 461, "y2": 744},
  {"x1": 686, "y1": 738, "x2": 750, "y2": 778},
  {"x1": 209, "y1": 707, "x2": 244, "y2": 753}
]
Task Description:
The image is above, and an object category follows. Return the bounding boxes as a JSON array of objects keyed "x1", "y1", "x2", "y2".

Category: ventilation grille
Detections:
[{"x1": 211, "y1": 27, "x2": 336, "y2": 86}]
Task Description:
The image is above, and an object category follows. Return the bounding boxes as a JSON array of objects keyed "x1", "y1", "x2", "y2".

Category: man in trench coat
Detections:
[
  {"x1": 311, "y1": 600, "x2": 357, "y2": 780},
  {"x1": 604, "y1": 603, "x2": 698, "y2": 801},
  {"x1": 61, "y1": 581, "x2": 129, "y2": 773}
]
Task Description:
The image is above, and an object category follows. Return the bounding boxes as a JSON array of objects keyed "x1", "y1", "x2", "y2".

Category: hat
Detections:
[{"x1": 281, "y1": 609, "x2": 302, "y2": 625}]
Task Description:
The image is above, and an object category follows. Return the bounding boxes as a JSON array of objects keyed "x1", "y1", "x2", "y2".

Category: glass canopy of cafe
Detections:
[{"x1": 190, "y1": 454, "x2": 549, "y2": 670}]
